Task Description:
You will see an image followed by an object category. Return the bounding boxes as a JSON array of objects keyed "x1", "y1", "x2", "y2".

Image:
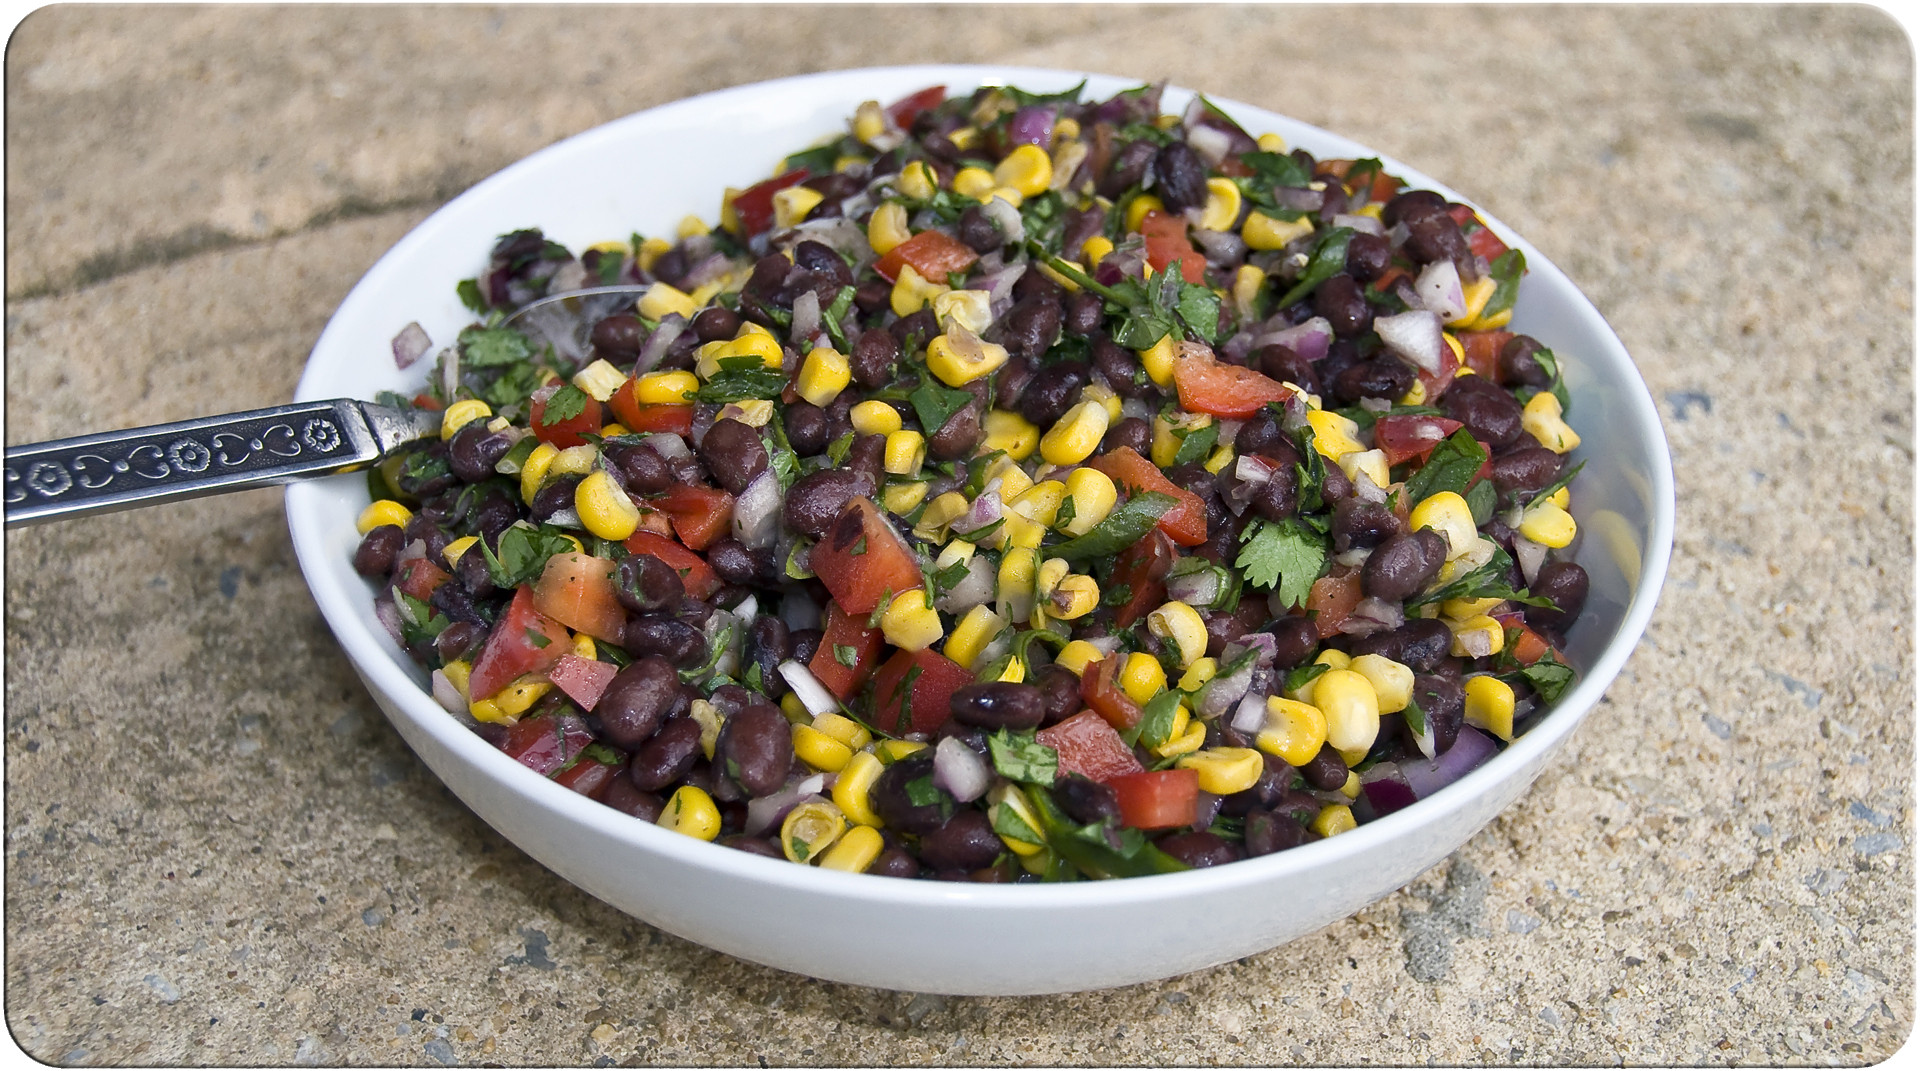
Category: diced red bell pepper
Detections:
[
  {"x1": 621, "y1": 530, "x2": 721, "y2": 599},
  {"x1": 547, "y1": 653, "x2": 620, "y2": 712},
  {"x1": 1170, "y1": 346, "x2": 1295, "y2": 420},
  {"x1": 1137, "y1": 210, "x2": 1207, "y2": 285},
  {"x1": 498, "y1": 713, "x2": 595, "y2": 778},
  {"x1": 885, "y1": 85, "x2": 946, "y2": 130},
  {"x1": 607, "y1": 379, "x2": 695, "y2": 435},
  {"x1": 727, "y1": 169, "x2": 809, "y2": 238},
  {"x1": 1412, "y1": 336, "x2": 1462, "y2": 405},
  {"x1": 410, "y1": 392, "x2": 444, "y2": 411},
  {"x1": 1458, "y1": 330, "x2": 1514, "y2": 382},
  {"x1": 529, "y1": 385, "x2": 605, "y2": 449},
  {"x1": 469, "y1": 586, "x2": 571, "y2": 701},
  {"x1": 553, "y1": 747, "x2": 624, "y2": 800},
  {"x1": 871, "y1": 648, "x2": 975, "y2": 736},
  {"x1": 531, "y1": 552, "x2": 627, "y2": 643},
  {"x1": 1509, "y1": 624, "x2": 1555, "y2": 667},
  {"x1": 1373, "y1": 414, "x2": 1466, "y2": 467},
  {"x1": 652, "y1": 484, "x2": 734, "y2": 551},
  {"x1": 874, "y1": 229, "x2": 978, "y2": 284},
  {"x1": 394, "y1": 557, "x2": 451, "y2": 601},
  {"x1": 1106, "y1": 769, "x2": 1201, "y2": 830},
  {"x1": 1320, "y1": 159, "x2": 1402, "y2": 203},
  {"x1": 1447, "y1": 204, "x2": 1511, "y2": 263},
  {"x1": 1306, "y1": 570, "x2": 1363, "y2": 640},
  {"x1": 807, "y1": 496, "x2": 924, "y2": 616},
  {"x1": 1088, "y1": 447, "x2": 1209, "y2": 547},
  {"x1": 1037, "y1": 709, "x2": 1145, "y2": 783},
  {"x1": 1109, "y1": 528, "x2": 1176, "y2": 628},
  {"x1": 808, "y1": 602, "x2": 885, "y2": 701},
  {"x1": 1080, "y1": 655, "x2": 1144, "y2": 733}
]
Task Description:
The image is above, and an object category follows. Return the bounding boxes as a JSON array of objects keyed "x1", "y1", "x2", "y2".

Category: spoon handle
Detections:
[{"x1": 4, "y1": 399, "x2": 439, "y2": 527}]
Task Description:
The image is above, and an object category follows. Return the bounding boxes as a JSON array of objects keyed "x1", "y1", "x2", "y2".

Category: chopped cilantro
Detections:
[
  {"x1": 540, "y1": 384, "x2": 590, "y2": 423},
  {"x1": 908, "y1": 379, "x2": 974, "y2": 436},
  {"x1": 1282, "y1": 661, "x2": 1328, "y2": 696},
  {"x1": 1131, "y1": 690, "x2": 1183, "y2": 750},
  {"x1": 987, "y1": 729, "x2": 1058, "y2": 786},
  {"x1": 904, "y1": 775, "x2": 943, "y2": 808},
  {"x1": 479, "y1": 524, "x2": 578, "y2": 589},
  {"x1": 821, "y1": 285, "x2": 856, "y2": 352},
  {"x1": 1482, "y1": 248, "x2": 1527, "y2": 323},
  {"x1": 458, "y1": 326, "x2": 534, "y2": 367},
  {"x1": 1402, "y1": 429, "x2": 1488, "y2": 504},
  {"x1": 1235, "y1": 518, "x2": 1327, "y2": 610},
  {"x1": 1520, "y1": 652, "x2": 1577, "y2": 704},
  {"x1": 525, "y1": 627, "x2": 551, "y2": 649},
  {"x1": 1169, "y1": 419, "x2": 1219, "y2": 467},
  {"x1": 833, "y1": 644, "x2": 859, "y2": 668},
  {"x1": 455, "y1": 278, "x2": 487, "y2": 315},
  {"x1": 991, "y1": 799, "x2": 1044, "y2": 845},
  {"x1": 1274, "y1": 227, "x2": 1354, "y2": 308},
  {"x1": 692, "y1": 355, "x2": 788, "y2": 404}
]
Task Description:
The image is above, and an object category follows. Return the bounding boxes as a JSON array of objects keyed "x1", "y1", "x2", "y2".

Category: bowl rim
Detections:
[{"x1": 287, "y1": 63, "x2": 1675, "y2": 911}]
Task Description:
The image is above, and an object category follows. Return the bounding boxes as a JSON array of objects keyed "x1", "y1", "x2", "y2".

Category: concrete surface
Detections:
[{"x1": 4, "y1": 5, "x2": 1912, "y2": 1065}]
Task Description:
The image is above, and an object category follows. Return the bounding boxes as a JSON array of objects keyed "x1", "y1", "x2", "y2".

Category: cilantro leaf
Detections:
[
  {"x1": 1407, "y1": 546, "x2": 1554, "y2": 610},
  {"x1": 821, "y1": 285, "x2": 856, "y2": 352},
  {"x1": 1282, "y1": 660, "x2": 1328, "y2": 696},
  {"x1": 1133, "y1": 690, "x2": 1183, "y2": 750},
  {"x1": 1481, "y1": 248, "x2": 1526, "y2": 323},
  {"x1": 482, "y1": 362, "x2": 550, "y2": 411},
  {"x1": 1174, "y1": 281, "x2": 1223, "y2": 344},
  {"x1": 1235, "y1": 518, "x2": 1327, "y2": 610},
  {"x1": 908, "y1": 379, "x2": 974, "y2": 437},
  {"x1": 1169, "y1": 419, "x2": 1219, "y2": 467},
  {"x1": 458, "y1": 326, "x2": 534, "y2": 367},
  {"x1": 782, "y1": 140, "x2": 843, "y2": 176},
  {"x1": 540, "y1": 384, "x2": 590, "y2": 423},
  {"x1": 991, "y1": 799, "x2": 1045, "y2": 846},
  {"x1": 1520, "y1": 652, "x2": 1577, "y2": 705},
  {"x1": 1046, "y1": 492, "x2": 1176, "y2": 561},
  {"x1": 478, "y1": 524, "x2": 579, "y2": 589},
  {"x1": 987, "y1": 729, "x2": 1058, "y2": 786},
  {"x1": 1274, "y1": 227, "x2": 1354, "y2": 308},
  {"x1": 1402, "y1": 429, "x2": 1488, "y2": 504},
  {"x1": 1238, "y1": 150, "x2": 1312, "y2": 190},
  {"x1": 692, "y1": 355, "x2": 788, "y2": 404},
  {"x1": 833, "y1": 644, "x2": 859, "y2": 668},
  {"x1": 1526, "y1": 459, "x2": 1585, "y2": 508},
  {"x1": 1002, "y1": 80, "x2": 1087, "y2": 107},
  {"x1": 456, "y1": 278, "x2": 487, "y2": 314}
]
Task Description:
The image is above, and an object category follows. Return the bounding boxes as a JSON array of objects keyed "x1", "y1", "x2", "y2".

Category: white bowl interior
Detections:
[{"x1": 286, "y1": 64, "x2": 1674, "y2": 995}]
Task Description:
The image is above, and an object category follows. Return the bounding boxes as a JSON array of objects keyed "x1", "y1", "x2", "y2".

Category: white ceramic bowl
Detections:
[{"x1": 287, "y1": 65, "x2": 1673, "y2": 995}]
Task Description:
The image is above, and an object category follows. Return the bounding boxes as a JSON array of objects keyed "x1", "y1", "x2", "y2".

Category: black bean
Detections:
[
  {"x1": 927, "y1": 401, "x2": 983, "y2": 461},
  {"x1": 742, "y1": 253, "x2": 792, "y2": 299},
  {"x1": 869, "y1": 756, "x2": 952, "y2": 835},
  {"x1": 602, "y1": 779, "x2": 666, "y2": 822},
  {"x1": 629, "y1": 716, "x2": 704, "y2": 791},
  {"x1": 846, "y1": 432, "x2": 887, "y2": 489},
  {"x1": 949, "y1": 682, "x2": 1046, "y2": 731},
  {"x1": 529, "y1": 474, "x2": 582, "y2": 525},
  {"x1": 470, "y1": 491, "x2": 520, "y2": 544},
  {"x1": 746, "y1": 616, "x2": 793, "y2": 699},
  {"x1": 1091, "y1": 337, "x2": 1153, "y2": 399},
  {"x1": 776, "y1": 402, "x2": 825, "y2": 458},
  {"x1": 690, "y1": 306, "x2": 743, "y2": 343},
  {"x1": 1018, "y1": 361, "x2": 1088, "y2": 428},
  {"x1": 615, "y1": 553, "x2": 684, "y2": 614},
  {"x1": 783, "y1": 468, "x2": 872, "y2": 538},
  {"x1": 714, "y1": 700, "x2": 793, "y2": 797},
  {"x1": 705, "y1": 538, "x2": 758, "y2": 587},
  {"x1": 605, "y1": 441, "x2": 671, "y2": 495},
  {"x1": 452, "y1": 546, "x2": 498, "y2": 598},
  {"x1": 1314, "y1": 273, "x2": 1373, "y2": 338},
  {"x1": 591, "y1": 313, "x2": 647, "y2": 356},
  {"x1": 1252, "y1": 463, "x2": 1300, "y2": 521},
  {"x1": 1204, "y1": 597, "x2": 1272, "y2": 659},
  {"x1": 434, "y1": 620, "x2": 488, "y2": 663},
  {"x1": 698, "y1": 419, "x2": 769, "y2": 494},
  {"x1": 596, "y1": 657, "x2": 688, "y2": 749},
  {"x1": 1320, "y1": 461, "x2": 1352, "y2": 503},
  {"x1": 789, "y1": 627, "x2": 823, "y2": 668},
  {"x1": 1032, "y1": 664, "x2": 1082, "y2": 727},
  {"x1": 1405, "y1": 212, "x2": 1470, "y2": 269},
  {"x1": 1012, "y1": 264, "x2": 1063, "y2": 304},
  {"x1": 395, "y1": 442, "x2": 456, "y2": 499},
  {"x1": 888, "y1": 309, "x2": 938, "y2": 355},
  {"x1": 1268, "y1": 615, "x2": 1321, "y2": 669},
  {"x1": 1153, "y1": 140, "x2": 1209, "y2": 212},
  {"x1": 1002, "y1": 297, "x2": 1063, "y2": 361},
  {"x1": 427, "y1": 582, "x2": 483, "y2": 627},
  {"x1": 1496, "y1": 334, "x2": 1551, "y2": 388},
  {"x1": 956, "y1": 205, "x2": 1003, "y2": 253},
  {"x1": 917, "y1": 809, "x2": 1004, "y2": 872},
  {"x1": 1052, "y1": 774, "x2": 1122, "y2": 826},
  {"x1": 851, "y1": 279, "x2": 892, "y2": 317},
  {"x1": 650, "y1": 246, "x2": 692, "y2": 289},
  {"x1": 664, "y1": 449, "x2": 704, "y2": 488},
  {"x1": 353, "y1": 525, "x2": 404, "y2": 577},
  {"x1": 1363, "y1": 531, "x2": 1443, "y2": 602},
  {"x1": 1410, "y1": 674, "x2": 1466, "y2": 754},
  {"x1": 1255, "y1": 343, "x2": 1319, "y2": 395},
  {"x1": 1103, "y1": 416, "x2": 1153, "y2": 456},
  {"x1": 1344, "y1": 232, "x2": 1391, "y2": 283},
  {"x1": 448, "y1": 424, "x2": 513, "y2": 483},
  {"x1": 1441, "y1": 375, "x2": 1526, "y2": 446},
  {"x1": 866, "y1": 848, "x2": 922, "y2": 879},
  {"x1": 792, "y1": 240, "x2": 852, "y2": 289},
  {"x1": 1156, "y1": 830, "x2": 1243, "y2": 868},
  {"x1": 1243, "y1": 807, "x2": 1311, "y2": 856},
  {"x1": 1489, "y1": 446, "x2": 1563, "y2": 498},
  {"x1": 1063, "y1": 291, "x2": 1105, "y2": 337},
  {"x1": 1331, "y1": 498, "x2": 1402, "y2": 552},
  {"x1": 1100, "y1": 137, "x2": 1159, "y2": 198},
  {"x1": 1525, "y1": 561, "x2": 1589, "y2": 634},
  {"x1": 1382, "y1": 189, "x2": 1448, "y2": 227},
  {"x1": 1331, "y1": 357, "x2": 1416, "y2": 405},
  {"x1": 622, "y1": 614, "x2": 707, "y2": 667},
  {"x1": 994, "y1": 356, "x2": 1036, "y2": 412},
  {"x1": 1299, "y1": 743, "x2": 1350, "y2": 791}
]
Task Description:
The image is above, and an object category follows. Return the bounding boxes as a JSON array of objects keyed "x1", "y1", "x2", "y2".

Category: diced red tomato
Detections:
[
  {"x1": 1458, "y1": 330, "x2": 1513, "y2": 381},
  {"x1": 1373, "y1": 414, "x2": 1466, "y2": 467},
  {"x1": 607, "y1": 379, "x2": 695, "y2": 435},
  {"x1": 1109, "y1": 528, "x2": 1175, "y2": 628},
  {"x1": 871, "y1": 648, "x2": 975, "y2": 736},
  {"x1": 1319, "y1": 159, "x2": 1401, "y2": 203},
  {"x1": 622, "y1": 530, "x2": 721, "y2": 599},
  {"x1": 1509, "y1": 624, "x2": 1554, "y2": 667},
  {"x1": 410, "y1": 392, "x2": 444, "y2": 411},
  {"x1": 1137, "y1": 210, "x2": 1207, "y2": 285},
  {"x1": 808, "y1": 602, "x2": 885, "y2": 700},
  {"x1": 1169, "y1": 346, "x2": 1295, "y2": 420},
  {"x1": 498, "y1": 713, "x2": 595, "y2": 777},
  {"x1": 393, "y1": 557, "x2": 451, "y2": 601},
  {"x1": 1080, "y1": 655, "x2": 1145, "y2": 733},
  {"x1": 885, "y1": 85, "x2": 946, "y2": 130},
  {"x1": 874, "y1": 229, "x2": 978, "y2": 284},
  {"x1": 553, "y1": 747, "x2": 623, "y2": 800},
  {"x1": 531, "y1": 552, "x2": 627, "y2": 642},
  {"x1": 1412, "y1": 338, "x2": 1462, "y2": 405},
  {"x1": 529, "y1": 386, "x2": 605, "y2": 449},
  {"x1": 1088, "y1": 447, "x2": 1209, "y2": 547},
  {"x1": 1306, "y1": 570, "x2": 1363, "y2": 640},
  {"x1": 1037, "y1": 709, "x2": 1146, "y2": 783},
  {"x1": 1446, "y1": 204, "x2": 1511, "y2": 262},
  {"x1": 807, "y1": 496, "x2": 924, "y2": 616},
  {"x1": 727, "y1": 169, "x2": 809, "y2": 237},
  {"x1": 469, "y1": 586, "x2": 571, "y2": 701},
  {"x1": 1106, "y1": 769, "x2": 1201, "y2": 830},
  {"x1": 547, "y1": 653, "x2": 620, "y2": 711},
  {"x1": 633, "y1": 507, "x2": 675, "y2": 539},
  {"x1": 652, "y1": 484, "x2": 733, "y2": 551}
]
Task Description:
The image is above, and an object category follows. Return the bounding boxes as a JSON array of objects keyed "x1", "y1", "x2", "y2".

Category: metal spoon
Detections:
[{"x1": 3, "y1": 285, "x2": 653, "y2": 527}]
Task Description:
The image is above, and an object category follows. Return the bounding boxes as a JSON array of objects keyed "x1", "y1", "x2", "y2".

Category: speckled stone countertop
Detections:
[{"x1": 4, "y1": 5, "x2": 1911, "y2": 1065}]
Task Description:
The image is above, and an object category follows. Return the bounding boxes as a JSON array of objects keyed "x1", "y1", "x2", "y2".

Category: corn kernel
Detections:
[
  {"x1": 944, "y1": 605, "x2": 1007, "y2": 670},
  {"x1": 874, "y1": 430, "x2": 924, "y2": 477},
  {"x1": 1125, "y1": 194, "x2": 1165, "y2": 233},
  {"x1": 875, "y1": 739, "x2": 927, "y2": 762},
  {"x1": 1409, "y1": 490, "x2": 1479, "y2": 560},
  {"x1": 952, "y1": 166, "x2": 995, "y2": 198},
  {"x1": 833, "y1": 751, "x2": 886, "y2": 827},
  {"x1": 356, "y1": 499, "x2": 412, "y2": 535},
  {"x1": 1550, "y1": 485, "x2": 1570, "y2": 509},
  {"x1": 548, "y1": 444, "x2": 597, "y2": 478},
  {"x1": 796, "y1": 347, "x2": 852, "y2": 408},
  {"x1": 574, "y1": 470, "x2": 641, "y2": 540},
  {"x1": 1231, "y1": 264, "x2": 1267, "y2": 320},
  {"x1": 780, "y1": 692, "x2": 809, "y2": 724},
  {"x1": 1316, "y1": 649, "x2": 1353, "y2": 672},
  {"x1": 633, "y1": 236, "x2": 671, "y2": 272},
  {"x1": 987, "y1": 457, "x2": 1031, "y2": 500},
  {"x1": 997, "y1": 547, "x2": 1037, "y2": 624},
  {"x1": 1313, "y1": 669, "x2": 1381, "y2": 755},
  {"x1": 868, "y1": 201, "x2": 911, "y2": 255},
  {"x1": 771, "y1": 185, "x2": 824, "y2": 229},
  {"x1": 982, "y1": 408, "x2": 1041, "y2": 461},
  {"x1": 519, "y1": 442, "x2": 559, "y2": 504},
  {"x1": 719, "y1": 399, "x2": 775, "y2": 428},
  {"x1": 987, "y1": 783, "x2": 1047, "y2": 856},
  {"x1": 1177, "y1": 747, "x2": 1265, "y2": 795},
  {"x1": 1055, "y1": 467, "x2": 1116, "y2": 536},
  {"x1": 440, "y1": 398, "x2": 493, "y2": 440},
  {"x1": 1243, "y1": 211, "x2": 1317, "y2": 251},
  {"x1": 1047, "y1": 575, "x2": 1099, "y2": 621},
  {"x1": 948, "y1": 125, "x2": 981, "y2": 151},
  {"x1": 997, "y1": 656, "x2": 1027, "y2": 683},
  {"x1": 1336, "y1": 448, "x2": 1391, "y2": 494},
  {"x1": 639, "y1": 282, "x2": 697, "y2": 322},
  {"x1": 1312, "y1": 803, "x2": 1357, "y2": 838},
  {"x1": 1154, "y1": 717, "x2": 1207, "y2": 759},
  {"x1": 890, "y1": 263, "x2": 950, "y2": 318},
  {"x1": 880, "y1": 590, "x2": 942, "y2": 652},
  {"x1": 1522, "y1": 391, "x2": 1582, "y2": 454},
  {"x1": 1256, "y1": 132, "x2": 1287, "y2": 152},
  {"x1": 635, "y1": 370, "x2": 698, "y2": 404},
  {"x1": 1133, "y1": 334, "x2": 1177, "y2": 388},
  {"x1": 1464, "y1": 675, "x2": 1518, "y2": 741},
  {"x1": 570, "y1": 631, "x2": 598, "y2": 662},
  {"x1": 913, "y1": 491, "x2": 970, "y2": 542},
  {"x1": 490, "y1": 676, "x2": 551, "y2": 717},
  {"x1": 818, "y1": 823, "x2": 884, "y2": 872},
  {"x1": 1039, "y1": 401, "x2": 1110, "y2": 466},
  {"x1": 1305, "y1": 408, "x2": 1364, "y2": 460},
  {"x1": 994, "y1": 144, "x2": 1054, "y2": 197},
  {"x1": 932, "y1": 289, "x2": 994, "y2": 337},
  {"x1": 1010, "y1": 481, "x2": 1067, "y2": 530},
  {"x1": 779, "y1": 800, "x2": 846, "y2": 863},
  {"x1": 1441, "y1": 596, "x2": 1505, "y2": 620},
  {"x1": 925, "y1": 328, "x2": 1010, "y2": 386},
  {"x1": 1452, "y1": 274, "x2": 1497, "y2": 327},
  {"x1": 1199, "y1": 177, "x2": 1242, "y2": 231},
  {"x1": 1151, "y1": 409, "x2": 1211, "y2": 468},
  {"x1": 677, "y1": 214, "x2": 709, "y2": 240},
  {"x1": 1147, "y1": 601, "x2": 1208, "y2": 669},
  {"x1": 898, "y1": 160, "x2": 937, "y2": 200},
  {"x1": 1033, "y1": 257, "x2": 1084, "y2": 293},
  {"x1": 851, "y1": 100, "x2": 887, "y2": 145},
  {"x1": 440, "y1": 535, "x2": 480, "y2": 568},
  {"x1": 1118, "y1": 651, "x2": 1167, "y2": 706},
  {"x1": 683, "y1": 698, "x2": 723, "y2": 760},
  {"x1": 881, "y1": 480, "x2": 929, "y2": 516},
  {"x1": 1081, "y1": 234, "x2": 1114, "y2": 266},
  {"x1": 1398, "y1": 378, "x2": 1430, "y2": 406},
  {"x1": 1256, "y1": 696, "x2": 1328, "y2": 767},
  {"x1": 1448, "y1": 614, "x2": 1507, "y2": 658},
  {"x1": 1050, "y1": 641, "x2": 1101, "y2": 678},
  {"x1": 793, "y1": 723, "x2": 855, "y2": 772},
  {"x1": 840, "y1": 401, "x2": 900, "y2": 440},
  {"x1": 1178, "y1": 657, "x2": 1219, "y2": 693},
  {"x1": 1348, "y1": 654, "x2": 1413, "y2": 714}
]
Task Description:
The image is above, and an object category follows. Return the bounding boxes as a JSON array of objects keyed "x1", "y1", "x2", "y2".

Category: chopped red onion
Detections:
[
  {"x1": 1374, "y1": 310, "x2": 1446, "y2": 374},
  {"x1": 1386, "y1": 221, "x2": 1411, "y2": 249},
  {"x1": 1271, "y1": 185, "x2": 1324, "y2": 212},
  {"x1": 1338, "y1": 596, "x2": 1405, "y2": 637},
  {"x1": 1256, "y1": 317, "x2": 1332, "y2": 362},
  {"x1": 744, "y1": 780, "x2": 828, "y2": 837},
  {"x1": 631, "y1": 314, "x2": 686, "y2": 375},
  {"x1": 430, "y1": 669, "x2": 466, "y2": 714},
  {"x1": 933, "y1": 737, "x2": 992, "y2": 803},
  {"x1": 1454, "y1": 623, "x2": 1498, "y2": 658},
  {"x1": 1399, "y1": 726, "x2": 1498, "y2": 798},
  {"x1": 689, "y1": 405, "x2": 718, "y2": 448},
  {"x1": 1218, "y1": 330, "x2": 1255, "y2": 364},
  {"x1": 1351, "y1": 467, "x2": 1389, "y2": 504},
  {"x1": 977, "y1": 261, "x2": 1027, "y2": 320},
  {"x1": 1190, "y1": 790, "x2": 1223, "y2": 831},
  {"x1": 1234, "y1": 453, "x2": 1275, "y2": 487},
  {"x1": 933, "y1": 556, "x2": 994, "y2": 615},
  {"x1": 1360, "y1": 765, "x2": 1418, "y2": 816},
  {"x1": 981, "y1": 195, "x2": 1025, "y2": 245},
  {"x1": 372, "y1": 589, "x2": 404, "y2": 645},
  {"x1": 1197, "y1": 657, "x2": 1255, "y2": 720},
  {"x1": 1229, "y1": 691, "x2": 1268, "y2": 734},
  {"x1": 1189, "y1": 226, "x2": 1247, "y2": 267},
  {"x1": 732, "y1": 470, "x2": 781, "y2": 550},
  {"x1": 681, "y1": 251, "x2": 733, "y2": 290},
  {"x1": 1234, "y1": 633, "x2": 1279, "y2": 667},
  {"x1": 391, "y1": 322, "x2": 431, "y2": 369},
  {"x1": 1166, "y1": 567, "x2": 1222, "y2": 607},
  {"x1": 952, "y1": 488, "x2": 1003, "y2": 537},
  {"x1": 1414, "y1": 260, "x2": 1467, "y2": 321},
  {"x1": 545, "y1": 507, "x2": 582, "y2": 530},
  {"x1": 1185, "y1": 124, "x2": 1235, "y2": 168},
  {"x1": 396, "y1": 537, "x2": 427, "y2": 565},
  {"x1": 1007, "y1": 105, "x2": 1057, "y2": 149},
  {"x1": 1082, "y1": 635, "x2": 1123, "y2": 658},
  {"x1": 1332, "y1": 213, "x2": 1386, "y2": 237},
  {"x1": 779, "y1": 660, "x2": 838, "y2": 717},
  {"x1": 1514, "y1": 536, "x2": 1548, "y2": 588},
  {"x1": 789, "y1": 290, "x2": 821, "y2": 343}
]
